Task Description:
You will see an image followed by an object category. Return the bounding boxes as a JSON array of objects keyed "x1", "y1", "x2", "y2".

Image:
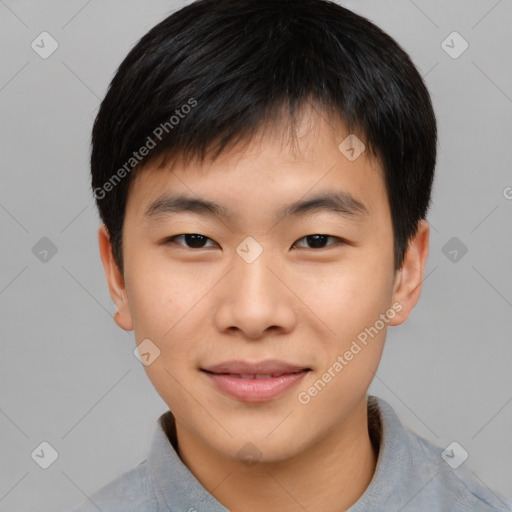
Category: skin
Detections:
[{"x1": 99, "y1": 105, "x2": 429, "y2": 512}]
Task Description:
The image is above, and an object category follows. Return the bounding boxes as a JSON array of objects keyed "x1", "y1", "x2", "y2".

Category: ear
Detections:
[
  {"x1": 389, "y1": 219, "x2": 430, "y2": 326},
  {"x1": 98, "y1": 224, "x2": 133, "y2": 331}
]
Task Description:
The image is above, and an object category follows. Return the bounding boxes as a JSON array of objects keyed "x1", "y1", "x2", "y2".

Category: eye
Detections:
[
  {"x1": 292, "y1": 234, "x2": 342, "y2": 249},
  {"x1": 164, "y1": 234, "x2": 218, "y2": 249},
  {"x1": 164, "y1": 233, "x2": 344, "y2": 250}
]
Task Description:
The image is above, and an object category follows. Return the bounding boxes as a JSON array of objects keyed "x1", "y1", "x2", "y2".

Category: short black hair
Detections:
[{"x1": 91, "y1": 0, "x2": 437, "y2": 275}]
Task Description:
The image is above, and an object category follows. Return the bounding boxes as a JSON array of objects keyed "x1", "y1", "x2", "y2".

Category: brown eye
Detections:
[
  {"x1": 293, "y1": 234, "x2": 341, "y2": 249},
  {"x1": 165, "y1": 234, "x2": 217, "y2": 249}
]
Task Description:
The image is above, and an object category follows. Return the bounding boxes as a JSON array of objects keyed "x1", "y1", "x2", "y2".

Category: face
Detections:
[{"x1": 99, "y1": 107, "x2": 429, "y2": 465}]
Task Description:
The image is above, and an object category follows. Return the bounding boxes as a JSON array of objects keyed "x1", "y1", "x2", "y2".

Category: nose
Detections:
[{"x1": 213, "y1": 248, "x2": 297, "y2": 340}]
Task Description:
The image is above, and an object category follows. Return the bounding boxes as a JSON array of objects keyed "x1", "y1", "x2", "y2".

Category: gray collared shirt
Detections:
[{"x1": 64, "y1": 395, "x2": 511, "y2": 511}]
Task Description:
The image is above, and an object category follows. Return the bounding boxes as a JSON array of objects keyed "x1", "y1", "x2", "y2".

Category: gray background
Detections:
[{"x1": 0, "y1": 0, "x2": 511, "y2": 511}]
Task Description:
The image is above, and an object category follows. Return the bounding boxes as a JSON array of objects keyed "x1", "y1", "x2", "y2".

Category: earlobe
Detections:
[
  {"x1": 98, "y1": 224, "x2": 134, "y2": 331},
  {"x1": 113, "y1": 310, "x2": 129, "y2": 330},
  {"x1": 389, "y1": 220, "x2": 430, "y2": 326}
]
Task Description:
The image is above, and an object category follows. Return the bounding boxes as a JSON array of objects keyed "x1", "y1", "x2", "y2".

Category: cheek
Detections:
[
  {"x1": 299, "y1": 258, "x2": 394, "y2": 377},
  {"x1": 306, "y1": 260, "x2": 391, "y2": 324},
  {"x1": 126, "y1": 263, "x2": 209, "y2": 370},
  {"x1": 125, "y1": 256, "x2": 193, "y2": 338},
  {"x1": 304, "y1": 279, "x2": 389, "y2": 410}
]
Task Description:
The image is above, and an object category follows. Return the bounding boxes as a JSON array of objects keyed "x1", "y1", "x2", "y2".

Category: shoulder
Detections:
[
  {"x1": 62, "y1": 459, "x2": 160, "y2": 512},
  {"x1": 409, "y1": 431, "x2": 511, "y2": 511},
  {"x1": 352, "y1": 396, "x2": 512, "y2": 512}
]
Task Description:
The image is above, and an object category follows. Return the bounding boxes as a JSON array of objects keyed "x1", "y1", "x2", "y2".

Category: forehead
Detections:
[{"x1": 125, "y1": 108, "x2": 387, "y2": 228}]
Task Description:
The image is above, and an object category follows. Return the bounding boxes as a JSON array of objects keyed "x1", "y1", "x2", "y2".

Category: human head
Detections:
[{"x1": 93, "y1": 0, "x2": 435, "y2": 472}]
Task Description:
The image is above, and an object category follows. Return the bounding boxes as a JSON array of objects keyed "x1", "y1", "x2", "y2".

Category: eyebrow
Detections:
[{"x1": 143, "y1": 191, "x2": 369, "y2": 224}]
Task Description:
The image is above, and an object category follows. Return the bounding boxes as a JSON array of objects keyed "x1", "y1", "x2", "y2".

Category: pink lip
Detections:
[
  {"x1": 202, "y1": 371, "x2": 309, "y2": 402},
  {"x1": 200, "y1": 359, "x2": 310, "y2": 402}
]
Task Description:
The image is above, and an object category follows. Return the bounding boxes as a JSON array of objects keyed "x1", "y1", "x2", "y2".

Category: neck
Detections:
[{"x1": 170, "y1": 396, "x2": 379, "y2": 512}]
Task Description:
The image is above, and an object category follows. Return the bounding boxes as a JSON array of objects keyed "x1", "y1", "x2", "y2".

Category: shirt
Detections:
[{"x1": 63, "y1": 395, "x2": 511, "y2": 512}]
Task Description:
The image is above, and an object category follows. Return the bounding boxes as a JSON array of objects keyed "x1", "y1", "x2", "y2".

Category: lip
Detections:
[{"x1": 201, "y1": 359, "x2": 311, "y2": 402}]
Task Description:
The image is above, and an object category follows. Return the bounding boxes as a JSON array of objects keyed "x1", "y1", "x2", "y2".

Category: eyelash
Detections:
[{"x1": 163, "y1": 234, "x2": 345, "y2": 250}]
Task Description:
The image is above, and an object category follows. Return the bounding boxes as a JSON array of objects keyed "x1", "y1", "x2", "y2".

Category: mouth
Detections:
[
  {"x1": 201, "y1": 359, "x2": 311, "y2": 375},
  {"x1": 200, "y1": 360, "x2": 311, "y2": 402},
  {"x1": 201, "y1": 369, "x2": 309, "y2": 379}
]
